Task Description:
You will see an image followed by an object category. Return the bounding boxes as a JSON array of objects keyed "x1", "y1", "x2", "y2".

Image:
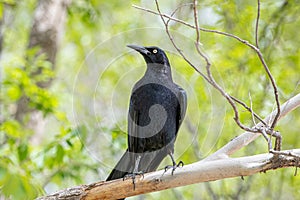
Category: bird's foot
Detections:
[
  {"x1": 123, "y1": 171, "x2": 144, "y2": 190},
  {"x1": 164, "y1": 160, "x2": 184, "y2": 175}
]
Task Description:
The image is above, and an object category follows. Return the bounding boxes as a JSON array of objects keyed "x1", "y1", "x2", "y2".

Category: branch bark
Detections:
[{"x1": 37, "y1": 149, "x2": 300, "y2": 200}]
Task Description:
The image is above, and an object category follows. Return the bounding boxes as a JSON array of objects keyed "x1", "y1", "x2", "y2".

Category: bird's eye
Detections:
[{"x1": 153, "y1": 49, "x2": 158, "y2": 54}]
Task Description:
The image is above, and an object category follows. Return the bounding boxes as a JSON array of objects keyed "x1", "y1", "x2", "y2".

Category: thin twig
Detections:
[
  {"x1": 256, "y1": 53, "x2": 280, "y2": 129},
  {"x1": 167, "y1": 3, "x2": 193, "y2": 25},
  {"x1": 152, "y1": 1, "x2": 211, "y2": 84},
  {"x1": 193, "y1": 0, "x2": 200, "y2": 45},
  {"x1": 249, "y1": 92, "x2": 257, "y2": 126},
  {"x1": 255, "y1": 0, "x2": 261, "y2": 48},
  {"x1": 230, "y1": 95, "x2": 266, "y2": 126},
  {"x1": 261, "y1": 128, "x2": 272, "y2": 151},
  {"x1": 133, "y1": 4, "x2": 259, "y2": 51}
]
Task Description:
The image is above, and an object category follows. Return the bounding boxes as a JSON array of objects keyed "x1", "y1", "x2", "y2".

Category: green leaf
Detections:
[
  {"x1": 66, "y1": 139, "x2": 73, "y2": 147},
  {"x1": 1, "y1": 173, "x2": 25, "y2": 200},
  {"x1": 0, "y1": 166, "x2": 7, "y2": 184},
  {"x1": 0, "y1": 4, "x2": 3, "y2": 20},
  {"x1": 55, "y1": 144, "x2": 65, "y2": 164},
  {"x1": 1, "y1": 120, "x2": 22, "y2": 138},
  {"x1": 6, "y1": 85, "x2": 22, "y2": 101},
  {"x1": 17, "y1": 143, "x2": 28, "y2": 162}
]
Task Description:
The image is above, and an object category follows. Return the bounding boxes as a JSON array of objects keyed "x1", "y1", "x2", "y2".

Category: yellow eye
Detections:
[{"x1": 153, "y1": 49, "x2": 158, "y2": 54}]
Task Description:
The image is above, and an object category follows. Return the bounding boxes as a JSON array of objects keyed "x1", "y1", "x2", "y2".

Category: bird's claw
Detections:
[
  {"x1": 123, "y1": 171, "x2": 144, "y2": 190},
  {"x1": 177, "y1": 160, "x2": 184, "y2": 167},
  {"x1": 164, "y1": 160, "x2": 184, "y2": 175}
]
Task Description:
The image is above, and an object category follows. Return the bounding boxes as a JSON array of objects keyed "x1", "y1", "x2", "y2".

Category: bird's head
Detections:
[{"x1": 127, "y1": 44, "x2": 170, "y2": 66}]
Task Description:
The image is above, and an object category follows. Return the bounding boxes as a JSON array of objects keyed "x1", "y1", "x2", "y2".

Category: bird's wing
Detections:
[
  {"x1": 128, "y1": 99, "x2": 139, "y2": 153},
  {"x1": 178, "y1": 86, "x2": 187, "y2": 127},
  {"x1": 127, "y1": 95, "x2": 162, "y2": 172}
]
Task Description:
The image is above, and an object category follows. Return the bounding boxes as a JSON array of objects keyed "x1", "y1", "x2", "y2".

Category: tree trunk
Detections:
[{"x1": 15, "y1": 0, "x2": 70, "y2": 124}]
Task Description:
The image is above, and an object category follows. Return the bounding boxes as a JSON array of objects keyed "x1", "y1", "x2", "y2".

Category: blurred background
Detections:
[{"x1": 0, "y1": 0, "x2": 299, "y2": 199}]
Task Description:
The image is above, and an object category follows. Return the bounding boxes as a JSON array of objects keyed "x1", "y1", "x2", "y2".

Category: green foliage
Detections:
[
  {"x1": 0, "y1": 6, "x2": 96, "y2": 197},
  {"x1": 2, "y1": 48, "x2": 57, "y2": 115}
]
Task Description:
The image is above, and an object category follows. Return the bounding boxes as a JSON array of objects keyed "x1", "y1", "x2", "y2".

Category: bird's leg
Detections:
[
  {"x1": 164, "y1": 153, "x2": 184, "y2": 175},
  {"x1": 123, "y1": 155, "x2": 144, "y2": 190}
]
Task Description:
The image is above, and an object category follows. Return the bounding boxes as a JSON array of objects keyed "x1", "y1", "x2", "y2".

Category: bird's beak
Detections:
[{"x1": 127, "y1": 44, "x2": 150, "y2": 56}]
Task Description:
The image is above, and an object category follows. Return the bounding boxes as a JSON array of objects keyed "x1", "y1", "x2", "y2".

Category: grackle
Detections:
[{"x1": 106, "y1": 45, "x2": 187, "y2": 197}]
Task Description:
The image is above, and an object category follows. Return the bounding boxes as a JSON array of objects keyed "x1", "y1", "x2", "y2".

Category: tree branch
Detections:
[
  {"x1": 37, "y1": 149, "x2": 300, "y2": 200},
  {"x1": 37, "y1": 93, "x2": 300, "y2": 199},
  {"x1": 255, "y1": 0, "x2": 261, "y2": 48}
]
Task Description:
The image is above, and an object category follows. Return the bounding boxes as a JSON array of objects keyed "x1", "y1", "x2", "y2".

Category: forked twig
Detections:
[{"x1": 230, "y1": 95, "x2": 266, "y2": 126}]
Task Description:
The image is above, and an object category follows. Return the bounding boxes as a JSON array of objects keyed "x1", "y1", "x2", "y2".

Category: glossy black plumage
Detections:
[{"x1": 107, "y1": 45, "x2": 187, "y2": 185}]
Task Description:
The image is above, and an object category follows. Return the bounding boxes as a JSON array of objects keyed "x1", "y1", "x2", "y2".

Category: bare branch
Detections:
[
  {"x1": 193, "y1": 0, "x2": 200, "y2": 45},
  {"x1": 249, "y1": 92, "x2": 257, "y2": 126},
  {"x1": 255, "y1": 0, "x2": 261, "y2": 48},
  {"x1": 132, "y1": 4, "x2": 259, "y2": 50},
  {"x1": 253, "y1": 49, "x2": 281, "y2": 129},
  {"x1": 167, "y1": 3, "x2": 193, "y2": 26},
  {"x1": 37, "y1": 149, "x2": 300, "y2": 200}
]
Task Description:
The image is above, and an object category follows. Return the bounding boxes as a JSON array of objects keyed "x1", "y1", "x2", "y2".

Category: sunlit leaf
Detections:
[{"x1": 1, "y1": 120, "x2": 22, "y2": 138}]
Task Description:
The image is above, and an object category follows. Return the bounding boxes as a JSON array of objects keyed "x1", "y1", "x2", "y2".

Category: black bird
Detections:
[{"x1": 106, "y1": 45, "x2": 187, "y2": 187}]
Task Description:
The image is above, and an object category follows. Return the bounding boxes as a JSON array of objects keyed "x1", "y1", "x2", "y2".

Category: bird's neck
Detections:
[{"x1": 145, "y1": 63, "x2": 173, "y2": 80}]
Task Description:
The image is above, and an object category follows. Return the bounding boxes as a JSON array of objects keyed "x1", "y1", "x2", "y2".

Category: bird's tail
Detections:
[{"x1": 106, "y1": 150, "x2": 132, "y2": 181}]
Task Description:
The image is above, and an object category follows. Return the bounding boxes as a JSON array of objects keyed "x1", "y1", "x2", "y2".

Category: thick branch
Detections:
[
  {"x1": 37, "y1": 149, "x2": 300, "y2": 200},
  {"x1": 37, "y1": 93, "x2": 300, "y2": 199}
]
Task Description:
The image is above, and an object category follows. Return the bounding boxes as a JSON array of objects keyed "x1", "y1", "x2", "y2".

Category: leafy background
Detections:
[{"x1": 0, "y1": 0, "x2": 299, "y2": 199}]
